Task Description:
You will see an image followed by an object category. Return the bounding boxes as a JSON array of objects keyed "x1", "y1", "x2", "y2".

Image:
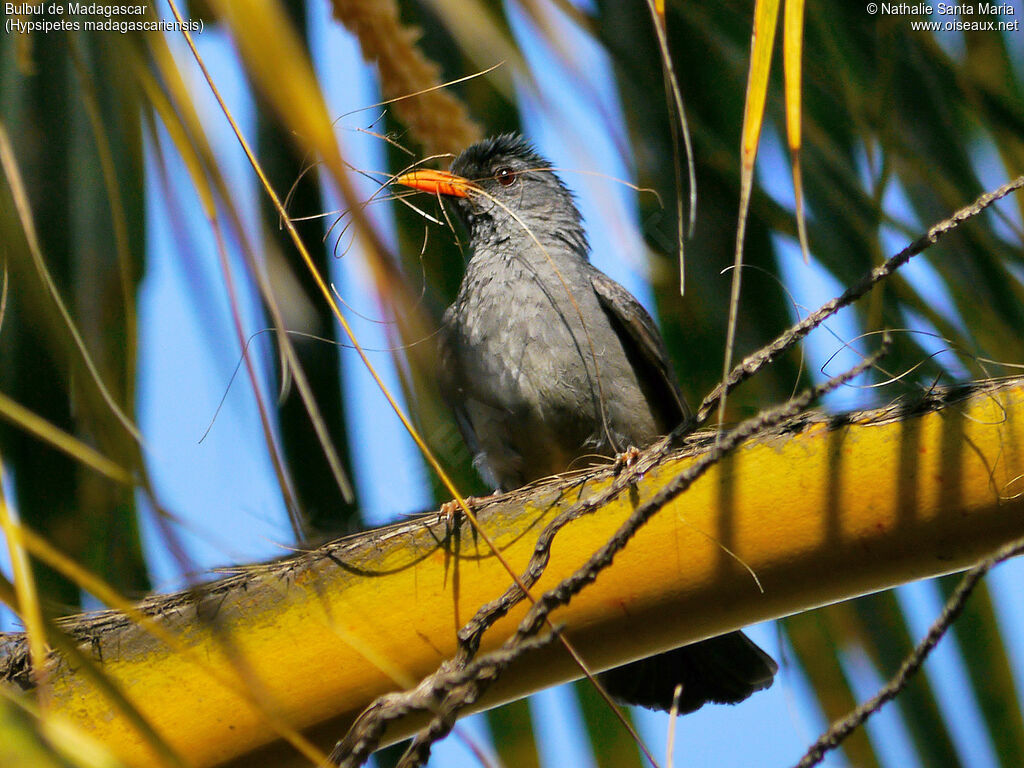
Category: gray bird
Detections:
[{"x1": 396, "y1": 134, "x2": 776, "y2": 713}]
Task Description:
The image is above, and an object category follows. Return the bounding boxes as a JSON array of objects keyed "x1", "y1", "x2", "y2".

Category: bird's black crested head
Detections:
[
  {"x1": 450, "y1": 133, "x2": 546, "y2": 179},
  {"x1": 448, "y1": 134, "x2": 587, "y2": 256}
]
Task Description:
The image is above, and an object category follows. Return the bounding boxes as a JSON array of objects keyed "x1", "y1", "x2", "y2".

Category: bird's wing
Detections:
[{"x1": 589, "y1": 269, "x2": 692, "y2": 430}]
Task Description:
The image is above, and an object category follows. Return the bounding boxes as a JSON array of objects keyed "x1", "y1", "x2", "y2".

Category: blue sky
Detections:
[{"x1": 3, "y1": 3, "x2": 1024, "y2": 767}]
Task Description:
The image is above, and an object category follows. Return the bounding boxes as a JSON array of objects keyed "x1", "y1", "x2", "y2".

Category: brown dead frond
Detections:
[{"x1": 332, "y1": 0, "x2": 483, "y2": 155}]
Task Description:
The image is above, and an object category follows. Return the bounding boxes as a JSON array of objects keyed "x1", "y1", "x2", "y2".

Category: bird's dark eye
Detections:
[{"x1": 495, "y1": 166, "x2": 517, "y2": 186}]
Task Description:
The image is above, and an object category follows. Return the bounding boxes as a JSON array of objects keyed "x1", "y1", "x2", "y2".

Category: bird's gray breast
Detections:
[{"x1": 440, "y1": 251, "x2": 660, "y2": 490}]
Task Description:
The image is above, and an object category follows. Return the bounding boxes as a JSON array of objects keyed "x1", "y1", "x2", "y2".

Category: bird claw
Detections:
[
  {"x1": 612, "y1": 445, "x2": 643, "y2": 474},
  {"x1": 440, "y1": 499, "x2": 462, "y2": 530},
  {"x1": 440, "y1": 496, "x2": 486, "y2": 533}
]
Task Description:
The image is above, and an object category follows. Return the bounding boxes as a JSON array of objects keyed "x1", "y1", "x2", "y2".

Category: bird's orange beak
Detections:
[{"x1": 394, "y1": 169, "x2": 475, "y2": 198}]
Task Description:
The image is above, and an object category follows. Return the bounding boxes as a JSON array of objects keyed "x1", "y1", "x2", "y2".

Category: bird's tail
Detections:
[{"x1": 597, "y1": 630, "x2": 778, "y2": 713}]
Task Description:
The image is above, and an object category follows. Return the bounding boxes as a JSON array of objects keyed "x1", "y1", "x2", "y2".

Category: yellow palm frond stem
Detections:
[{"x1": 3, "y1": 378, "x2": 1024, "y2": 768}]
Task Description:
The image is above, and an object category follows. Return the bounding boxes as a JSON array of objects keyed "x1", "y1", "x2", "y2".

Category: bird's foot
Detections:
[
  {"x1": 612, "y1": 445, "x2": 643, "y2": 474},
  {"x1": 440, "y1": 498, "x2": 462, "y2": 530},
  {"x1": 440, "y1": 495, "x2": 484, "y2": 532}
]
